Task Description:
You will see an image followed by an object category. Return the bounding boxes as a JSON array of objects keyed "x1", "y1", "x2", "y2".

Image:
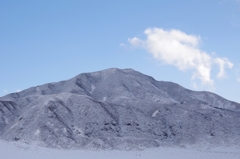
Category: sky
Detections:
[{"x1": 0, "y1": 0, "x2": 240, "y2": 103}]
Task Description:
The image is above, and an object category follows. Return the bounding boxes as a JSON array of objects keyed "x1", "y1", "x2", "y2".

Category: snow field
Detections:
[{"x1": 1, "y1": 141, "x2": 240, "y2": 159}]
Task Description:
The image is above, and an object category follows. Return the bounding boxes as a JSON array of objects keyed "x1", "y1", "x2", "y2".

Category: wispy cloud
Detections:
[
  {"x1": 119, "y1": 43, "x2": 126, "y2": 47},
  {"x1": 128, "y1": 28, "x2": 234, "y2": 86},
  {"x1": 214, "y1": 57, "x2": 234, "y2": 78},
  {"x1": 16, "y1": 89, "x2": 21, "y2": 93},
  {"x1": 128, "y1": 37, "x2": 144, "y2": 47},
  {"x1": 4, "y1": 89, "x2": 8, "y2": 94}
]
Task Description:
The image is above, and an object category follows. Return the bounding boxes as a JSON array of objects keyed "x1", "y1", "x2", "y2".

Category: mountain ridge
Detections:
[{"x1": 0, "y1": 68, "x2": 240, "y2": 149}]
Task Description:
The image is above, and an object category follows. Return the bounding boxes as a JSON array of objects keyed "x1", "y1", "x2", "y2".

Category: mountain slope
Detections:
[{"x1": 0, "y1": 68, "x2": 240, "y2": 149}]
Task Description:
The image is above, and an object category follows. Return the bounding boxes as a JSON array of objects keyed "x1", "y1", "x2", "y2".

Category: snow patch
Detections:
[
  {"x1": 91, "y1": 85, "x2": 95, "y2": 92},
  {"x1": 152, "y1": 110, "x2": 159, "y2": 117},
  {"x1": 63, "y1": 128, "x2": 67, "y2": 133},
  {"x1": 34, "y1": 129, "x2": 41, "y2": 136},
  {"x1": 44, "y1": 97, "x2": 55, "y2": 105},
  {"x1": 3, "y1": 116, "x2": 9, "y2": 124},
  {"x1": 47, "y1": 122, "x2": 54, "y2": 127},
  {"x1": 103, "y1": 97, "x2": 107, "y2": 101},
  {"x1": 11, "y1": 123, "x2": 18, "y2": 129},
  {"x1": 36, "y1": 86, "x2": 40, "y2": 91},
  {"x1": 72, "y1": 125, "x2": 84, "y2": 136},
  {"x1": 89, "y1": 84, "x2": 96, "y2": 94}
]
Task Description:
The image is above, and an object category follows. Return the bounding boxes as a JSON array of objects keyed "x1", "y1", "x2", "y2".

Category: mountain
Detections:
[{"x1": 0, "y1": 68, "x2": 240, "y2": 150}]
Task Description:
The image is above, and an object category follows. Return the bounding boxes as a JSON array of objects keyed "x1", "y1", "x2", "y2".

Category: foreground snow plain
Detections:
[{"x1": 1, "y1": 141, "x2": 240, "y2": 159}]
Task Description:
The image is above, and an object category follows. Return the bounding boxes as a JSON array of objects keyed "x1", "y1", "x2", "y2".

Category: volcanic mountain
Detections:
[{"x1": 0, "y1": 68, "x2": 240, "y2": 149}]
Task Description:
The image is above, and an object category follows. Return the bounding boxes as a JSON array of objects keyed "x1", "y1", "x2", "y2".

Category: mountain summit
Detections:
[{"x1": 0, "y1": 68, "x2": 240, "y2": 149}]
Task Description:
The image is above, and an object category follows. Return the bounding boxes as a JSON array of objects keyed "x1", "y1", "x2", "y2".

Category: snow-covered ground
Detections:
[{"x1": 1, "y1": 141, "x2": 240, "y2": 159}]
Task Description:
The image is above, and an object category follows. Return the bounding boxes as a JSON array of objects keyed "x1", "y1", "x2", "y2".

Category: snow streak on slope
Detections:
[{"x1": 0, "y1": 68, "x2": 240, "y2": 149}]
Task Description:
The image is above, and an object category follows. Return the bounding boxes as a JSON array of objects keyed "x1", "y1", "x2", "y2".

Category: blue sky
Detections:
[{"x1": 1, "y1": 0, "x2": 240, "y2": 103}]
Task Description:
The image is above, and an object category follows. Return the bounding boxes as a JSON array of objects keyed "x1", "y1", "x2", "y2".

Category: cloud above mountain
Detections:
[{"x1": 128, "y1": 28, "x2": 234, "y2": 86}]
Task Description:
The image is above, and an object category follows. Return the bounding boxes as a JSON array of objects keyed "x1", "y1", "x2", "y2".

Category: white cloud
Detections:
[
  {"x1": 128, "y1": 37, "x2": 144, "y2": 48},
  {"x1": 214, "y1": 57, "x2": 234, "y2": 78},
  {"x1": 128, "y1": 28, "x2": 234, "y2": 86},
  {"x1": 119, "y1": 43, "x2": 126, "y2": 47},
  {"x1": 4, "y1": 89, "x2": 8, "y2": 94},
  {"x1": 16, "y1": 89, "x2": 21, "y2": 93}
]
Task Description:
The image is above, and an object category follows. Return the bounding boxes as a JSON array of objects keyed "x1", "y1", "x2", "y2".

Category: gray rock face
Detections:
[{"x1": 0, "y1": 68, "x2": 240, "y2": 149}]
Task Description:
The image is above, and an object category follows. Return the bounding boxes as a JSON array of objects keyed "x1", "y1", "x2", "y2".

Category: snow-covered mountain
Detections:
[{"x1": 0, "y1": 68, "x2": 240, "y2": 149}]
